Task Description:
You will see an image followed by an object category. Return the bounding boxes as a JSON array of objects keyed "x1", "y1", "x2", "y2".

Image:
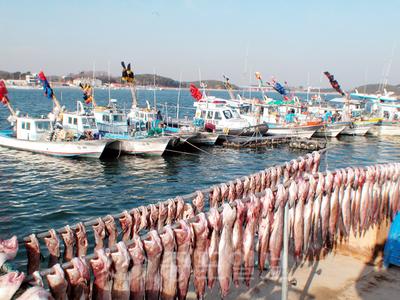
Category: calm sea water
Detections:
[{"x1": 1, "y1": 87, "x2": 400, "y2": 271}]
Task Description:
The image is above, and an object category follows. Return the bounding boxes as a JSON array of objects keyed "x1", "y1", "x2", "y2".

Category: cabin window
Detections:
[
  {"x1": 207, "y1": 111, "x2": 213, "y2": 119},
  {"x1": 103, "y1": 115, "x2": 110, "y2": 122},
  {"x1": 214, "y1": 111, "x2": 222, "y2": 120},
  {"x1": 83, "y1": 118, "x2": 96, "y2": 128},
  {"x1": 68, "y1": 117, "x2": 72, "y2": 124},
  {"x1": 223, "y1": 110, "x2": 233, "y2": 119},
  {"x1": 200, "y1": 111, "x2": 206, "y2": 119},
  {"x1": 36, "y1": 122, "x2": 51, "y2": 132},
  {"x1": 240, "y1": 107, "x2": 250, "y2": 114},
  {"x1": 73, "y1": 118, "x2": 78, "y2": 126},
  {"x1": 113, "y1": 115, "x2": 125, "y2": 122},
  {"x1": 22, "y1": 122, "x2": 31, "y2": 130}
]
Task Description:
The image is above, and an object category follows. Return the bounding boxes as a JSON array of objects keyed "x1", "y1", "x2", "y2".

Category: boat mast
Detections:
[
  {"x1": 176, "y1": 70, "x2": 183, "y2": 119},
  {"x1": 383, "y1": 40, "x2": 396, "y2": 90},
  {"x1": 91, "y1": 61, "x2": 98, "y2": 107},
  {"x1": 153, "y1": 67, "x2": 156, "y2": 110}
]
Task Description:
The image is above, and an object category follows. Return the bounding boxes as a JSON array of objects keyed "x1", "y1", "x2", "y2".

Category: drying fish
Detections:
[
  {"x1": 105, "y1": 215, "x2": 119, "y2": 248},
  {"x1": 0, "y1": 235, "x2": 18, "y2": 269},
  {"x1": 276, "y1": 165, "x2": 283, "y2": 185},
  {"x1": 269, "y1": 184, "x2": 288, "y2": 277},
  {"x1": 242, "y1": 177, "x2": 250, "y2": 198},
  {"x1": 149, "y1": 204, "x2": 159, "y2": 231},
  {"x1": 305, "y1": 153, "x2": 314, "y2": 173},
  {"x1": 260, "y1": 170, "x2": 267, "y2": 190},
  {"x1": 111, "y1": 241, "x2": 131, "y2": 300},
  {"x1": 258, "y1": 188, "x2": 274, "y2": 277},
  {"x1": 303, "y1": 173, "x2": 316, "y2": 254},
  {"x1": 329, "y1": 170, "x2": 342, "y2": 239},
  {"x1": 210, "y1": 185, "x2": 221, "y2": 208},
  {"x1": 360, "y1": 168, "x2": 373, "y2": 231},
  {"x1": 254, "y1": 173, "x2": 262, "y2": 194},
  {"x1": 320, "y1": 170, "x2": 333, "y2": 245},
  {"x1": 236, "y1": 178, "x2": 244, "y2": 199},
  {"x1": 128, "y1": 235, "x2": 145, "y2": 300},
  {"x1": 119, "y1": 210, "x2": 133, "y2": 242},
  {"x1": 157, "y1": 202, "x2": 168, "y2": 230},
  {"x1": 183, "y1": 203, "x2": 195, "y2": 220},
  {"x1": 92, "y1": 218, "x2": 106, "y2": 253},
  {"x1": 0, "y1": 271, "x2": 25, "y2": 300},
  {"x1": 175, "y1": 196, "x2": 185, "y2": 221},
  {"x1": 28, "y1": 270, "x2": 44, "y2": 287},
  {"x1": 294, "y1": 177, "x2": 308, "y2": 263},
  {"x1": 288, "y1": 180, "x2": 298, "y2": 239},
  {"x1": 291, "y1": 159, "x2": 300, "y2": 179},
  {"x1": 131, "y1": 208, "x2": 141, "y2": 233},
  {"x1": 218, "y1": 203, "x2": 237, "y2": 297},
  {"x1": 90, "y1": 249, "x2": 112, "y2": 300},
  {"x1": 312, "y1": 151, "x2": 321, "y2": 174},
  {"x1": 243, "y1": 194, "x2": 258, "y2": 289},
  {"x1": 24, "y1": 234, "x2": 42, "y2": 275},
  {"x1": 233, "y1": 199, "x2": 246, "y2": 286},
  {"x1": 341, "y1": 168, "x2": 355, "y2": 236},
  {"x1": 160, "y1": 225, "x2": 177, "y2": 300},
  {"x1": 228, "y1": 181, "x2": 237, "y2": 203},
  {"x1": 269, "y1": 167, "x2": 277, "y2": 188},
  {"x1": 75, "y1": 222, "x2": 89, "y2": 257},
  {"x1": 221, "y1": 183, "x2": 229, "y2": 203},
  {"x1": 47, "y1": 263, "x2": 68, "y2": 300},
  {"x1": 312, "y1": 172, "x2": 325, "y2": 251},
  {"x1": 192, "y1": 213, "x2": 209, "y2": 299},
  {"x1": 61, "y1": 225, "x2": 75, "y2": 263},
  {"x1": 249, "y1": 175, "x2": 256, "y2": 195},
  {"x1": 298, "y1": 157, "x2": 306, "y2": 177},
  {"x1": 174, "y1": 219, "x2": 193, "y2": 300},
  {"x1": 207, "y1": 208, "x2": 221, "y2": 291},
  {"x1": 65, "y1": 256, "x2": 91, "y2": 300},
  {"x1": 44, "y1": 229, "x2": 61, "y2": 268},
  {"x1": 137, "y1": 206, "x2": 149, "y2": 232},
  {"x1": 16, "y1": 286, "x2": 54, "y2": 300},
  {"x1": 283, "y1": 162, "x2": 290, "y2": 183},
  {"x1": 193, "y1": 190, "x2": 206, "y2": 214},
  {"x1": 166, "y1": 199, "x2": 177, "y2": 225}
]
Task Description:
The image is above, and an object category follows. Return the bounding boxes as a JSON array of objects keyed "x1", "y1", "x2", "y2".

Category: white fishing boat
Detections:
[
  {"x1": 264, "y1": 123, "x2": 322, "y2": 139},
  {"x1": 312, "y1": 122, "x2": 351, "y2": 138},
  {"x1": 340, "y1": 118, "x2": 381, "y2": 136},
  {"x1": 92, "y1": 99, "x2": 129, "y2": 135},
  {"x1": 0, "y1": 115, "x2": 112, "y2": 158},
  {"x1": 367, "y1": 121, "x2": 400, "y2": 136}
]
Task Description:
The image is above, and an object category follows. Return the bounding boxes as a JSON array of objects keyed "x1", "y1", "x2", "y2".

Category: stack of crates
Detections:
[{"x1": 383, "y1": 212, "x2": 400, "y2": 268}]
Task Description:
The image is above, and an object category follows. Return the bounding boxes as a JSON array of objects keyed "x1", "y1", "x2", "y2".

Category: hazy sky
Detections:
[{"x1": 2, "y1": 0, "x2": 400, "y2": 90}]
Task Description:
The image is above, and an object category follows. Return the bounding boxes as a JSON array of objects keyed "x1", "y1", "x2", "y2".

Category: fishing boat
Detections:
[
  {"x1": 312, "y1": 121, "x2": 351, "y2": 138},
  {"x1": 339, "y1": 118, "x2": 381, "y2": 136},
  {"x1": 0, "y1": 114, "x2": 112, "y2": 158},
  {"x1": 0, "y1": 79, "x2": 113, "y2": 158}
]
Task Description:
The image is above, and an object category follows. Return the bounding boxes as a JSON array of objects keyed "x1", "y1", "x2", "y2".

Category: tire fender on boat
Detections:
[{"x1": 307, "y1": 141, "x2": 317, "y2": 150}]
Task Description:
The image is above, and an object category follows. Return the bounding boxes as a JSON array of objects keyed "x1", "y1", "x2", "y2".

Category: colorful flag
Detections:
[
  {"x1": 223, "y1": 75, "x2": 232, "y2": 90},
  {"x1": 324, "y1": 71, "x2": 345, "y2": 97},
  {"x1": 271, "y1": 77, "x2": 289, "y2": 100},
  {"x1": 121, "y1": 61, "x2": 134, "y2": 83},
  {"x1": 190, "y1": 84, "x2": 202, "y2": 101},
  {"x1": 79, "y1": 83, "x2": 93, "y2": 104},
  {"x1": 255, "y1": 72, "x2": 264, "y2": 87},
  {"x1": 0, "y1": 80, "x2": 9, "y2": 104},
  {"x1": 38, "y1": 71, "x2": 54, "y2": 99}
]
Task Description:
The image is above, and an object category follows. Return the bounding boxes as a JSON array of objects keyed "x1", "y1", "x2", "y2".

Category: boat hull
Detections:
[
  {"x1": 312, "y1": 122, "x2": 350, "y2": 138},
  {"x1": 367, "y1": 122, "x2": 400, "y2": 136},
  {"x1": 106, "y1": 135, "x2": 174, "y2": 155},
  {"x1": 0, "y1": 131, "x2": 112, "y2": 158},
  {"x1": 264, "y1": 124, "x2": 322, "y2": 139},
  {"x1": 186, "y1": 132, "x2": 219, "y2": 145},
  {"x1": 340, "y1": 119, "x2": 379, "y2": 136}
]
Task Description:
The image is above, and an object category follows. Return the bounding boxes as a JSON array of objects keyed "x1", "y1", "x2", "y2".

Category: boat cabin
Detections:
[
  {"x1": 14, "y1": 116, "x2": 52, "y2": 141},
  {"x1": 93, "y1": 99, "x2": 128, "y2": 134},
  {"x1": 193, "y1": 97, "x2": 250, "y2": 130}
]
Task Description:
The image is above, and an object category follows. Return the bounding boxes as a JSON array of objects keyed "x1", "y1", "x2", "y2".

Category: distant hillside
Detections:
[{"x1": 0, "y1": 70, "x2": 238, "y2": 90}]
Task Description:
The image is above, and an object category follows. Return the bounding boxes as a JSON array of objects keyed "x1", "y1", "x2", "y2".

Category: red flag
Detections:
[
  {"x1": 190, "y1": 84, "x2": 202, "y2": 101},
  {"x1": 0, "y1": 80, "x2": 9, "y2": 104}
]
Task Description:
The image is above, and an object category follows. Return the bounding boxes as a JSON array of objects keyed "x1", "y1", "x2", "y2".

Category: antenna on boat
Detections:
[
  {"x1": 153, "y1": 67, "x2": 156, "y2": 110},
  {"x1": 90, "y1": 61, "x2": 98, "y2": 107},
  {"x1": 383, "y1": 40, "x2": 396, "y2": 90},
  {"x1": 108, "y1": 59, "x2": 111, "y2": 105},
  {"x1": 176, "y1": 69, "x2": 183, "y2": 119},
  {"x1": 306, "y1": 71, "x2": 310, "y2": 102}
]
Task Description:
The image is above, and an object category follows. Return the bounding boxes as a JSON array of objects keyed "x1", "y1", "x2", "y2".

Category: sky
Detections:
[{"x1": 2, "y1": 0, "x2": 400, "y2": 91}]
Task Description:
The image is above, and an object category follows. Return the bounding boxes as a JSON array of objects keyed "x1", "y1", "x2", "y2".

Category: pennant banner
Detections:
[
  {"x1": 0, "y1": 80, "x2": 9, "y2": 104},
  {"x1": 38, "y1": 71, "x2": 54, "y2": 99},
  {"x1": 190, "y1": 84, "x2": 202, "y2": 101},
  {"x1": 324, "y1": 71, "x2": 345, "y2": 97},
  {"x1": 255, "y1": 72, "x2": 264, "y2": 87},
  {"x1": 271, "y1": 77, "x2": 289, "y2": 100},
  {"x1": 121, "y1": 61, "x2": 134, "y2": 83},
  {"x1": 79, "y1": 83, "x2": 93, "y2": 104}
]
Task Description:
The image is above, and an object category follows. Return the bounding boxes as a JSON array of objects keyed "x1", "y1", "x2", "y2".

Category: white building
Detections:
[{"x1": 73, "y1": 78, "x2": 102, "y2": 87}]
